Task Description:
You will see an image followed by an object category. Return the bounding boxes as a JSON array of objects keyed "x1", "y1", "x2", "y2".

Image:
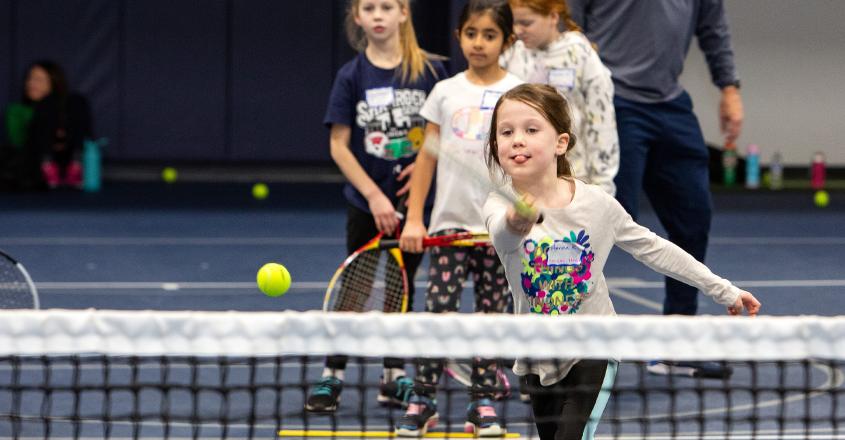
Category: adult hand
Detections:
[{"x1": 720, "y1": 85, "x2": 744, "y2": 144}]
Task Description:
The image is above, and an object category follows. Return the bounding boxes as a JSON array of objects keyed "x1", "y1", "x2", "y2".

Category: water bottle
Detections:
[
  {"x1": 769, "y1": 152, "x2": 783, "y2": 190},
  {"x1": 745, "y1": 144, "x2": 760, "y2": 189},
  {"x1": 811, "y1": 151, "x2": 826, "y2": 190},
  {"x1": 722, "y1": 141, "x2": 737, "y2": 187},
  {"x1": 82, "y1": 139, "x2": 102, "y2": 192}
]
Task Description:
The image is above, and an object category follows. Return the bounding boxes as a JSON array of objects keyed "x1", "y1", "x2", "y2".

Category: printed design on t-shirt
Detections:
[
  {"x1": 520, "y1": 230, "x2": 594, "y2": 315},
  {"x1": 356, "y1": 88, "x2": 427, "y2": 160},
  {"x1": 451, "y1": 106, "x2": 493, "y2": 141}
]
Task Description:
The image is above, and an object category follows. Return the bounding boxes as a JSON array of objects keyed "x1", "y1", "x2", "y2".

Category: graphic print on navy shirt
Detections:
[
  {"x1": 520, "y1": 230, "x2": 595, "y2": 315},
  {"x1": 357, "y1": 88, "x2": 427, "y2": 160}
]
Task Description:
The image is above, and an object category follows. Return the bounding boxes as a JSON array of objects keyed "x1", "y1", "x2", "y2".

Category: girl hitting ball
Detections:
[{"x1": 483, "y1": 84, "x2": 761, "y2": 440}]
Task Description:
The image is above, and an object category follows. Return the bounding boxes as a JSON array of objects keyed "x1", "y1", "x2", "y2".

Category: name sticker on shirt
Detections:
[
  {"x1": 366, "y1": 87, "x2": 395, "y2": 108},
  {"x1": 549, "y1": 68, "x2": 576, "y2": 91},
  {"x1": 480, "y1": 90, "x2": 503, "y2": 110},
  {"x1": 547, "y1": 240, "x2": 583, "y2": 266}
]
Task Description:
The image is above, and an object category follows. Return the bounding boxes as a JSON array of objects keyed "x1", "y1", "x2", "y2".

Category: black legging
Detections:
[{"x1": 523, "y1": 359, "x2": 615, "y2": 440}]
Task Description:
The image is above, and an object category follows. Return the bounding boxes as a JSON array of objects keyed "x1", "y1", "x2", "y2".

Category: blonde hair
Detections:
[
  {"x1": 345, "y1": 0, "x2": 441, "y2": 84},
  {"x1": 507, "y1": 0, "x2": 584, "y2": 34}
]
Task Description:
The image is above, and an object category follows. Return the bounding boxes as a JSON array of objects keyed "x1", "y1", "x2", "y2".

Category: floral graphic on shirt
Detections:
[{"x1": 520, "y1": 230, "x2": 594, "y2": 315}]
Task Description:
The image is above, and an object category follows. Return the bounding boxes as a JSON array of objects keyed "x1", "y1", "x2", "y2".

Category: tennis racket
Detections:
[
  {"x1": 323, "y1": 187, "x2": 412, "y2": 313},
  {"x1": 422, "y1": 136, "x2": 544, "y2": 223},
  {"x1": 0, "y1": 249, "x2": 40, "y2": 309},
  {"x1": 324, "y1": 232, "x2": 492, "y2": 313}
]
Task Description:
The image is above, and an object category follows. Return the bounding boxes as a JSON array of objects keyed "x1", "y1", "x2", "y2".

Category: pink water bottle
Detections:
[{"x1": 811, "y1": 152, "x2": 826, "y2": 190}]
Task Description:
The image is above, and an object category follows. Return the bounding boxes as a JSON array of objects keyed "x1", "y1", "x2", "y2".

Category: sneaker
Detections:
[
  {"x1": 65, "y1": 161, "x2": 83, "y2": 189},
  {"x1": 378, "y1": 376, "x2": 414, "y2": 408},
  {"x1": 41, "y1": 161, "x2": 60, "y2": 188},
  {"x1": 465, "y1": 398, "x2": 505, "y2": 437},
  {"x1": 395, "y1": 394, "x2": 439, "y2": 437},
  {"x1": 647, "y1": 361, "x2": 733, "y2": 379},
  {"x1": 444, "y1": 360, "x2": 512, "y2": 401},
  {"x1": 304, "y1": 376, "x2": 343, "y2": 412}
]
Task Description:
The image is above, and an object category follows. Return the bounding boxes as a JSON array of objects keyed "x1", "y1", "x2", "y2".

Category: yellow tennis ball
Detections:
[
  {"x1": 162, "y1": 167, "x2": 178, "y2": 183},
  {"x1": 814, "y1": 190, "x2": 829, "y2": 208},
  {"x1": 256, "y1": 263, "x2": 291, "y2": 297},
  {"x1": 252, "y1": 183, "x2": 269, "y2": 200}
]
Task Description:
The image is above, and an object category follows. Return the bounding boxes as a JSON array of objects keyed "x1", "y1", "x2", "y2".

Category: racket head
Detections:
[
  {"x1": 0, "y1": 249, "x2": 40, "y2": 309},
  {"x1": 323, "y1": 235, "x2": 409, "y2": 313}
]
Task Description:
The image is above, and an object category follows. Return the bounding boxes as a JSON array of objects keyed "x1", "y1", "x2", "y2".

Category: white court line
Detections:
[
  {"x1": 32, "y1": 278, "x2": 845, "y2": 293},
  {"x1": 608, "y1": 286, "x2": 663, "y2": 311},
  {"x1": 3, "y1": 236, "x2": 845, "y2": 246},
  {"x1": 0, "y1": 237, "x2": 344, "y2": 246}
]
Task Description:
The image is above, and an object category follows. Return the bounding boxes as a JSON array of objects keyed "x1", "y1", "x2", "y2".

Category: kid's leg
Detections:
[
  {"x1": 306, "y1": 203, "x2": 379, "y2": 412},
  {"x1": 398, "y1": 234, "x2": 469, "y2": 436},
  {"x1": 525, "y1": 360, "x2": 616, "y2": 440},
  {"x1": 463, "y1": 247, "x2": 510, "y2": 435}
]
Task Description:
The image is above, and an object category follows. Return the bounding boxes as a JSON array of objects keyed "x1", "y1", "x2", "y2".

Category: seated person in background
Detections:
[{"x1": 1, "y1": 60, "x2": 92, "y2": 190}]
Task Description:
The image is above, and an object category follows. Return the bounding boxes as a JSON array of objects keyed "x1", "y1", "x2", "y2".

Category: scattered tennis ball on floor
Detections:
[
  {"x1": 814, "y1": 190, "x2": 829, "y2": 208},
  {"x1": 256, "y1": 263, "x2": 291, "y2": 297},
  {"x1": 252, "y1": 183, "x2": 269, "y2": 200},
  {"x1": 162, "y1": 167, "x2": 178, "y2": 183}
]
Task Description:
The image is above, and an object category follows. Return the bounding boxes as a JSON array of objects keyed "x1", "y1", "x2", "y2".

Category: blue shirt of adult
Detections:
[{"x1": 568, "y1": 0, "x2": 740, "y2": 103}]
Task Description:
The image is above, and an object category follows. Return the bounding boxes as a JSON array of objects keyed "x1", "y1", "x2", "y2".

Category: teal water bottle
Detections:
[
  {"x1": 82, "y1": 139, "x2": 102, "y2": 192},
  {"x1": 745, "y1": 144, "x2": 760, "y2": 189}
]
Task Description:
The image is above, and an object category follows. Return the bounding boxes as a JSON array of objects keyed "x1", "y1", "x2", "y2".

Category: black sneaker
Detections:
[
  {"x1": 465, "y1": 398, "x2": 505, "y2": 437},
  {"x1": 647, "y1": 361, "x2": 733, "y2": 379},
  {"x1": 304, "y1": 376, "x2": 343, "y2": 412},
  {"x1": 395, "y1": 394, "x2": 439, "y2": 437},
  {"x1": 378, "y1": 376, "x2": 414, "y2": 408}
]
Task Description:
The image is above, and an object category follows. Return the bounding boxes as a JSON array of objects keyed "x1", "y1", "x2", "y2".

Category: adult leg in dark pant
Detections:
[
  {"x1": 526, "y1": 360, "x2": 615, "y2": 440},
  {"x1": 613, "y1": 93, "x2": 711, "y2": 316},
  {"x1": 643, "y1": 92, "x2": 712, "y2": 316},
  {"x1": 612, "y1": 96, "x2": 662, "y2": 221}
]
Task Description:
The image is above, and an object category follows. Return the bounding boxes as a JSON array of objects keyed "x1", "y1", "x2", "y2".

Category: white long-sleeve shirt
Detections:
[
  {"x1": 501, "y1": 33, "x2": 619, "y2": 195},
  {"x1": 483, "y1": 179, "x2": 741, "y2": 385}
]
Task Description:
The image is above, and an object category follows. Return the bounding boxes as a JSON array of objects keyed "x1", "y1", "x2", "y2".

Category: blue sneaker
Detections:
[
  {"x1": 647, "y1": 361, "x2": 733, "y2": 379},
  {"x1": 304, "y1": 376, "x2": 343, "y2": 412},
  {"x1": 395, "y1": 394, "x2": 439, "y2": 437},
  {"x1": 465, "y1": 398, "x2": 505, "y2": 437},
  {"x1": 378, "y1": 376, "x2": 414, "y2": 407}
]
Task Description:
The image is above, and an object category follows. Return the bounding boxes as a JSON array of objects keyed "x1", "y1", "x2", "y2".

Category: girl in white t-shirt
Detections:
[
  {"x1": 395, "y1": 0, "x2": 522, "y2": 437},
  {"x1": 500, "y1": 0, "x2": 618, "y2": 195},
  {"x1": 483, "y1": 83, "x2": 761, "y2": 440}
]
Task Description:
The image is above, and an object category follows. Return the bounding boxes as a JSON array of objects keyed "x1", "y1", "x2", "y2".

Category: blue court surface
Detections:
[{"x1": 1, "y1": 181, "x2": 844, "y2": 439}]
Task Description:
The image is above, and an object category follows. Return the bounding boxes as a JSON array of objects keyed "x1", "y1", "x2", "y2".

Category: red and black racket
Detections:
[{"x1": 322, "y1": 232, "x2": 491, "y2": 313}]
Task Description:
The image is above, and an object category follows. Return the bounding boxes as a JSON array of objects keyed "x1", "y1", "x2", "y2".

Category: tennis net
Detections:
[{"x1": 1, "y1": 309, "x2": 844, "y2": 439}]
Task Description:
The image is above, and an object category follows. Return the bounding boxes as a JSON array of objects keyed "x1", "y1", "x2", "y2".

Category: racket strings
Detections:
[
  {"x1": 0, "y1": 261, "x2": 35, "y2": 309},
  {"x1": 330, "y1": 249, "x2": 406, "y2": 313}
]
